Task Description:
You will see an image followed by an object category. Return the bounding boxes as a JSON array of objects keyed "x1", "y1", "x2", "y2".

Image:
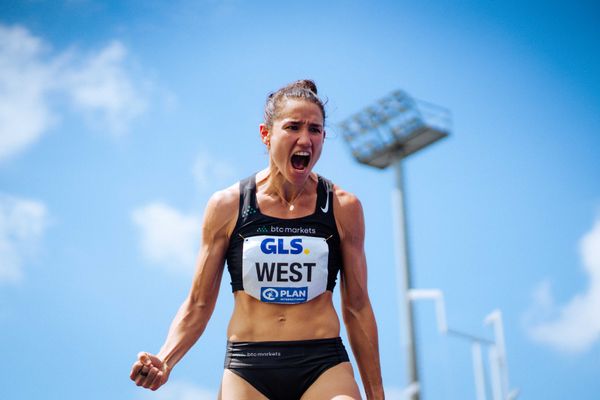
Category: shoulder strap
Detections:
[
  {"x1": 316, "y1": 175, "x2": 335, "y2": 217},
  {"x1": 238, "y1": 173, "x2": 258, "y2": 221}
]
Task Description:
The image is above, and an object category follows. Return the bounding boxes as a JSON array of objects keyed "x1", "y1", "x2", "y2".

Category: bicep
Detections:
[
  {"x1": 188, "y1": 234, "x2": 227, "y2": 306},
  {"x1": 188, "y1": 191, "x2": 236, "y2": 305},
  {"x1": 338, "y1": 196, "x2": 369, "y2": 308},
  {"x1": 340, "y1": 237, "x2": 369, "y2": 308}
]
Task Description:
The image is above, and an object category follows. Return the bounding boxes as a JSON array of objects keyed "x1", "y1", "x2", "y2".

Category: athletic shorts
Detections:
[{"x1": 224, "y1": 337, "x2": 350, "y2": 400}]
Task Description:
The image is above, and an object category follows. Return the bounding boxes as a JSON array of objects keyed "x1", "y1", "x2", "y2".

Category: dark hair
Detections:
[{"x1": 264, "y1": 79, "x2": 326, "y2": 128}]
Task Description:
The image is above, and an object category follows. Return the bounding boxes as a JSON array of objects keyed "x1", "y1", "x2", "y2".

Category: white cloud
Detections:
[
  {"x1": 133, "y1": 154, "x2": 234, "y2": 274},
  {"x1": 61, "y1": 41, "x2": 146, "y2": 134},
  {"x1": 135, "y1": 380, "x2": 215, "y2": 400},
  {"x1": 132, "y1": 203, "x2": 201, "y2": 274},
  {"x1": 192, "y1": 151, "x2": 237, "y2": 192},
  {"x1": 525, "y1": 216, "x2": 600, "y2": 353},
  {"x1": 0, "y1": 23, "x2": 147, "y2": 161},
  {"x1": 0, "y1": 25, "x2": 57, "y2": 161},
  {"x1": 0, "y1": 194, "x2": 48, "y2": 283}
]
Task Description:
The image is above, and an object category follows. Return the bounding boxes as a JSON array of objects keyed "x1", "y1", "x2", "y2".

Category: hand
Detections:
[{"x1": 130, "y1": 352, "x2": 170, "y2": 391}]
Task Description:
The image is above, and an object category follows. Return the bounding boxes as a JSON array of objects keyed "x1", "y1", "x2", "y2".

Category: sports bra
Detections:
[{"x1": 225, "y1": 173, "x2": 342, "y2": 304}]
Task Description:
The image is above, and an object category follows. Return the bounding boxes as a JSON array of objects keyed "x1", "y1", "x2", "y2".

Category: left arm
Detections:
[{"x1": 335, "y1": 188, "x2": 385, "y2": 400}]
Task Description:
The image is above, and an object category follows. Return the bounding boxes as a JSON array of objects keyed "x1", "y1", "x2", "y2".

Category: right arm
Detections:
[{"x1": 130, "y1": 186, "x2": 238, "y2": 390}]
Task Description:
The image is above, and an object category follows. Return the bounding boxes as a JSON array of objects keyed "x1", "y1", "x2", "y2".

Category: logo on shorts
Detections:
[{"x1": 260, "y1": 287, "x2": 308, "y2": 303}]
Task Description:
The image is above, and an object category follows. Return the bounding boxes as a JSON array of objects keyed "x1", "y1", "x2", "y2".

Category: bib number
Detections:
[{"x1": 242, "y1": 236, "x2": 329, "y2": 304}]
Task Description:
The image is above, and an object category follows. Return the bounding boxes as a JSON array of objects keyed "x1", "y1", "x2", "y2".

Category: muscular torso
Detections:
[
  {"x1": 227, "y1": 291, "x2": 341, "y2": 341},
  {"x1": 222, "y1": 172, "x2": 342, "y2": 342}
]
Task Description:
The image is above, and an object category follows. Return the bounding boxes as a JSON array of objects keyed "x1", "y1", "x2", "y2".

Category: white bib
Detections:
[{"x1": 242, "y1": 235, "x2": 329, "y2": 304}]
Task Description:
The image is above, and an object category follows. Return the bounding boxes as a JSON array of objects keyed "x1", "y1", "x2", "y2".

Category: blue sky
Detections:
[{"x1": 1, "y1": 1, "x2": 599, "y2": 399}]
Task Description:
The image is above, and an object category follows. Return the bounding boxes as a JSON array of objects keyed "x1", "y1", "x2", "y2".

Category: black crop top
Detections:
[{"x1": 225, "y1": 173, "x2": 342, "y2": 304}]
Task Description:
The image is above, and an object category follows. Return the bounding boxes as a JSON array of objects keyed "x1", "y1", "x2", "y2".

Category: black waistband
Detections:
[{"x1": 224, "y1": 337, "x2": 349, "y2": 369}]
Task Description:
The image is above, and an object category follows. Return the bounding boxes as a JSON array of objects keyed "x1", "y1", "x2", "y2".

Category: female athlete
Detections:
[{"x1": 130, "y1": 80, "x2": 384, "y2": 399}]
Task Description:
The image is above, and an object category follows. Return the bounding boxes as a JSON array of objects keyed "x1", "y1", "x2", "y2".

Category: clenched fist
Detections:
[{"x1": 130, "y1": 352, "x2": 170, "y2": 391}]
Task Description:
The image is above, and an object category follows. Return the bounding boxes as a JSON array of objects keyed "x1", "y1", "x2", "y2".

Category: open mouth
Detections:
[{"x1": 291, "y1": 151, "x2": 310, "y2": 170}]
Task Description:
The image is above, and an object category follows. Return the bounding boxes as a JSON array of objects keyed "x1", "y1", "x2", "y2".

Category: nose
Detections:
[{"x1": 297, "y1": 127, "x2": 312, "y2": 146}]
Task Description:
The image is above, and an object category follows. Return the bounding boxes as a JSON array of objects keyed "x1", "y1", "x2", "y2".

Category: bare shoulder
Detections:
[
  {"x1": 332, "y1": 184, "x2": 363, "y2": 212},
  {"x1": 332, "y1": 183, "x2": 365, "y2": 242},
  {"x1": 206, "y1": 182, "x2": 239, "y2": 210},
  {"x1": 203, "y1": 181, "x2": 240, "y2": 238}
]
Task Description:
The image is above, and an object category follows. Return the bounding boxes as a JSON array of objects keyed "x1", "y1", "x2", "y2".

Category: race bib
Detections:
[{"x1": 242, "y1": 235, "x2": 329, "y2": 304}]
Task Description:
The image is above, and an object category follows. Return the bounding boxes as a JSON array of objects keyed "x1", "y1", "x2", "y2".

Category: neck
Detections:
[{"x1": 257, "y1": 168, "x2": 312, "y2": 204}]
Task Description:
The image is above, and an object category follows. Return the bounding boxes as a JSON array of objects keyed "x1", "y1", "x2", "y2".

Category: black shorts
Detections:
[{"x1": 224, "y1": 337, "x2": 350, "y2": 400}]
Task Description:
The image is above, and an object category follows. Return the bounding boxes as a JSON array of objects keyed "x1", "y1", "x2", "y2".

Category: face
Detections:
[{"x1": 260, "y1": 99, "x2": 325, "y2": 184}]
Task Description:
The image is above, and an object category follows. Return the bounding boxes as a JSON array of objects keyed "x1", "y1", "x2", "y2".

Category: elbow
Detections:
[
  {"x1": 183, "y1": 295, "x2": 216, "y2": 324},
  {"x1": 342, "y1": 291, "x2": 370, "y2": 319},
  {"x1": 189, "y1": 284, "x2": 219, "y2": 311},
  {"x1": 188, "y1": 295, "x2": 215, "y2": 314}
]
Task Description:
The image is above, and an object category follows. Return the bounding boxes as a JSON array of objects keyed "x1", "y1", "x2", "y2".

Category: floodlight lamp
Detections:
[{"x1": 338, "y1": 90, "x2": 451, "y2": 169}]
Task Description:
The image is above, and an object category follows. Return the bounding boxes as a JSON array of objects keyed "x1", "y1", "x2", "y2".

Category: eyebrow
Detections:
[{"x1": 284, "y1": 119, "x2": 323, "y2": 129}]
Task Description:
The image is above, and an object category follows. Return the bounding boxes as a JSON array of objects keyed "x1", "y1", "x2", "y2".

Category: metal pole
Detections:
[
  {"x1": 407, "y1": 289, "x2": 447, "y2": 334},
  {"x1": 489, "y1": 346, "x2": 503, "y2": 400},
  {"x1": 472, "y1": 341, "x2": 487, "y2": 400},
  {"x1": 391, "y1": 160, "x2": 419, "y2": 399},
  {"x1": 485, "y1": 310, "x2": 510, "y2": 399}
]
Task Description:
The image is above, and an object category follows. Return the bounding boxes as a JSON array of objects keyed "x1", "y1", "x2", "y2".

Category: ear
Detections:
[
  {"x1": 259, "y1": 123, "x2": 270, "y2": 147},
  {"x1": 323, "y1": 129, "x2": 327, "y2": 142}
]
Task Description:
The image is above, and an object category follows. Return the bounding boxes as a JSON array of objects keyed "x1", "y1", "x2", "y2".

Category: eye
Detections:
[
  {"x1": 309, "y1": 126, "x2": 323, "y2": 134},
  {"x1": 286, "y1": 124, "x2": 300, "y2": 131}
]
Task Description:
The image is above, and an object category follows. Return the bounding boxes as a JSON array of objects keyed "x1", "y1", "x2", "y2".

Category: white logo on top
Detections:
[{"x1": 321, "y1": 186, "x2": 330, "y2": 213}]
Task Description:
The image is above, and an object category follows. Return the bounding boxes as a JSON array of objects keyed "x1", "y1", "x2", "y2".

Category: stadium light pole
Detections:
[
  {"x1": 408, "y1": 288, "x2": 508, "y2": 400},
  {"x1": 338, "y1": 90, "x2": 451, "y2": 400},
  {"x1": 484, "y1": 310, "x2": 520, "y2": 400}
]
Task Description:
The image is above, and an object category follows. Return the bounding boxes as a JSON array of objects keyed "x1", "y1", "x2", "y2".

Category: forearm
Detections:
[
  {"x1": 157, "y1": 296, "x2": 216, "y2": 371},
  {"x1": 343, "y1": 302, "x2": 384, "y2": 400}
]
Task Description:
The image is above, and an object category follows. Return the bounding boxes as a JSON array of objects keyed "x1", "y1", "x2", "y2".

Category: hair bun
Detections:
[
  {"x1": 263, "y1": 79, "x2": 325, "y2": 127},
  {"x1": 290, "y1": 79, "x2": 318, "y2": 95}
]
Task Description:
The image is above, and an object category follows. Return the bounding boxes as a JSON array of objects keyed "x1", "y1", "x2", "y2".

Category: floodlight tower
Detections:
[{"x1": 338, "y1": 90, "x2": 451, "y2": 400}]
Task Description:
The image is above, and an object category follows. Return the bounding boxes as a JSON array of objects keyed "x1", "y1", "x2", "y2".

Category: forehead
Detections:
[{"x1": 276, "y1": 99, "x2": 324, "y2": 124}]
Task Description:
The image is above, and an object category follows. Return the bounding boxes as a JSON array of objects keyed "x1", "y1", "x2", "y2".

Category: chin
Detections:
[{"x1": 289, "y1": 167, "x2": 311, "y2": 181}]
